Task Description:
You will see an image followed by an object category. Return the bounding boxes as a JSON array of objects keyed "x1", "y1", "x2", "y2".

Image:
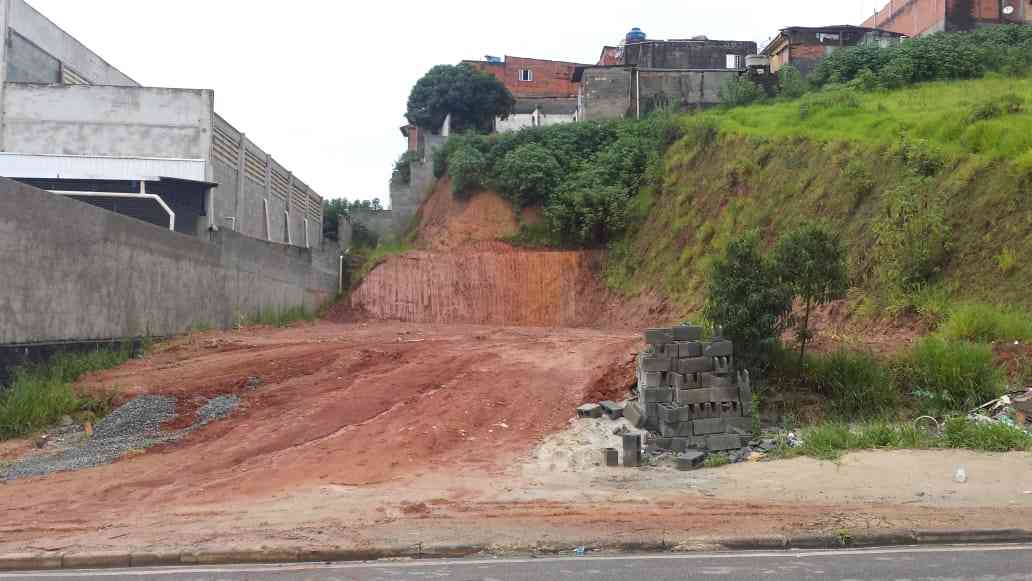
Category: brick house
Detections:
[
  {"x1": 863, "y1": 0, "x2": 1032, "y2": 37},
  {"x1": 463, "y1": 56, "x2": 585, "y2": 132},
  {"x1": 762, "y1": 25, "x2": 906, "y2": 77}
]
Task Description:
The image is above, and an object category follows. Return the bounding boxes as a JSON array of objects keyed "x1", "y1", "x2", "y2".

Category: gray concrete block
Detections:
[
  {"x1": 641, "y1": 371, "x2": 664, "y2": 388},
  {"x1": 669, "y1": 372, "x2": 687, "y2": 389},
  {"x1": 707, "y1": 433, "x2": 747, "y2": 451},
  {"x1": 641, "y1": 356, "x2": 672, "y2": 373},
  {"x1": 624, "y1": 401, "x2": 644, "y2": 428},
  {"x1": 701, "y1": 372, "x2": 733, "y2": 388},
  {"x1": 726, "y1": 416, "x2": 754, "y2": 435},
  {"x1": 677, "y1": 341, "x2": 703, "y2": 358},
  {"x1": 657, "y1": 403, "x2": 680, "y2": 424},
  {"x1": 622, "y1": 434, "x2": 642, "y2": 467},
  {"x1": 600, "y1": 401, "x2": 624, "y2": 419},
  {"x1": 622, "y1": 433, "x2": 642, "y2": 452},
  {"x1": 670, "y1": 437, "x2": 702, "y2": 453},
  {"x1": 642, "y1": 387, "x2": 674, "y2": 404},
  {"x1": 604, "y1": 448, "x2": 619, "y2": 467},
  {"x1": 645, "y1": 402, "x2": 659, "y2": 421},
  {"x1": 738, "y1": 379, "x2": 753, "y2": 416},
  {"x1": 677, "y1": 388, "x2": 712, "y2": 405},
  {"x1": 577, "y1": 403, "x2": 603, "y2": 418},
  {"x1": 623, "y1": 450, "x2": 641, "y2": 468},
  {"x1": 653, "y1": 436, "x2": 673, "y2": 450},
  {"x1": 676, "y1": 450, "x2": 707, "y2": 471},
  {"x1": 672, "y1": 325, "x2": 704, "y2": 341},
  {"x1": 704, "y1": 340, "x2": 734, "y2": 357},
  {"x1": 644, "y1": 328, "x2": 674, "y2": 345},
  {"x1": 679, "y1": 357, "x2": 714, "y2": 374},
  {"x1": 713, "y1": 355, "x2": 733, "y2": 376},
  {"x1": 712, "y1": 386, "x2": 740, "y2": 402},
  {"x1": 693, "y1": 418, "x2": 725, "y2": 435},
  {"x1": 662, "y1": 343, "x2": 679, "y2": 359},
  {"x1": 659, "y1": 420, "x2": 694, "y2": 437}
]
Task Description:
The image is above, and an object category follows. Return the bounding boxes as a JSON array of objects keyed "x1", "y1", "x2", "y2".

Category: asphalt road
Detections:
[{"x1": 2, "y1": 544, "x2": 1030, "y2": 581}]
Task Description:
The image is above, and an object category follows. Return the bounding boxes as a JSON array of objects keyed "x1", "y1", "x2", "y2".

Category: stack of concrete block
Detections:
[{"x1": 625, "y1": 325, "x2": 754, "y2": 453}]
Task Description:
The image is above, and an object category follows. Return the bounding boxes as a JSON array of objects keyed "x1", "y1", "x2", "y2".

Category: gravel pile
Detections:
[{"x1": 1, "y1": 393, "x2": 240, "y2": 481}]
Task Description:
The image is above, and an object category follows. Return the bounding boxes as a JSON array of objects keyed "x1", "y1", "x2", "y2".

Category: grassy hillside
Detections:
[{"x1": 606, "y1": 75, "x2": 1032, "y2": 315}]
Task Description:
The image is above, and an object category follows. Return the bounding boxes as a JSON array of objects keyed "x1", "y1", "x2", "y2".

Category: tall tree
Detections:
[{"x1": 406, "y1": 64, "x2": 515, "y2": 133}]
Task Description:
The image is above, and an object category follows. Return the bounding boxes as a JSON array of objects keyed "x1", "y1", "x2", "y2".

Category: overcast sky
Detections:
[{"x1": 28, "y1": 0, "x2": 886, "y2": 204}]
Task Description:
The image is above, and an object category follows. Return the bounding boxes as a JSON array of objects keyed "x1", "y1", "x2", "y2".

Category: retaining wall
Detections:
[{"x1": 0, "y1": 178, "x2": 338, "y2": 348}]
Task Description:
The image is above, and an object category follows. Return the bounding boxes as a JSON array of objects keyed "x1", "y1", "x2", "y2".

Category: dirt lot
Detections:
[{"x1": 1, "y1": 321, "x2": 1030, "y2": 556}]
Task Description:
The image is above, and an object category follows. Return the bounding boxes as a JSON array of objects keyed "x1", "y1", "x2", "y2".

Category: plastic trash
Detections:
[
  {"x1": 954, "y1": 466, "x2": 967, "y2": 483},
  {"x1": 574, "y1": 546, "x2": 586, "y2": 556}
]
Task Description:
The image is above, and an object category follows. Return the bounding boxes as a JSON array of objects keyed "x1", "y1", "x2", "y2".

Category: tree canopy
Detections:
[{"x1": 406, "y1": 64, "x2": 516, "y2": 133}]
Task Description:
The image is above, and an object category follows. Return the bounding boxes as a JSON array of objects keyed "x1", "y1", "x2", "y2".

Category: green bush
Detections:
[
  {"x1": 447, "y1": 142, "x2": 488, "y2": 196},
  {"x1": 871, "y1": 178, "x2": 951, "y2": 295},
  {"x1": 966, "y1": 93, "x2": 1024, "y2": 124},
  {"x1": 899, "y1": 337, "x2": 1004, "y2": 415},
  {"x1": 544, "y1": 185, "x2": 630, "y2": 245},
  {"x1": 0, "y1": 348, "x2": 129, "y2": 440},
  {"x1": 703, "y1": 231, "x2": 793, "y2": 369},
  {"x1": 807, "y1": 350, "x2": 900, "y2": 419},
  {"x1": 494, "y1": 143, "x2": 562, "y2": 208},
  {"x1": 719, "y1": 76, "x2": 764, "y2": 107},
  {"x1": 778, "y1": 65, "x2": 808, "y2": 99},
  {"x1": 938, "y1": 303, "x2": 1032, "y2": 342}
]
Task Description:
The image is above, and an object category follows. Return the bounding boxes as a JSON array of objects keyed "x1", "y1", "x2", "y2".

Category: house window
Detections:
[
  {"x1": 518, "y1": 69, "x2": 533, "y2": 82},
  {"x1": 726, "y1": 54, "x2": 740, "y2": 69}
]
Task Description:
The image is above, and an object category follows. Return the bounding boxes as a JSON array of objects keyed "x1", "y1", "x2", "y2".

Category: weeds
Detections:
[
  {"x1": 702, "y1": 454, "x2": 730, "y2": 468},
  {"x1": 938, "y1": 303, "x2": 1032, "y2": 342},
  {"x1": 941, "y1": 416, "x2": 1032, "y2": 451},
  {"x1": 899, "y1": 337, "x2": 1003, "y2": 415},
  {"x1": 806, "y1": 350, "x2": 901, "y2": 420},
  {"x1": 0, "y1": 348, "x2": 129, "y2": 440}
]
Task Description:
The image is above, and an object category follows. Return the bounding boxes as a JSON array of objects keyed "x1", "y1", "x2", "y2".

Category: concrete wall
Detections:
[
  {"x1": 2, "y1": 83, "x2": 213, "y2": 159},
  {"x1": 351, "y1": 207, "x2": 394, "y2": 242},
  {"x1": 7, "y1": 30, "x2": 59, "y2": 83},
  {"x1": 623, "y1": 40, "x2": 757, "y2": 70},
  {"x1": 0, "y1": 178, "x2": 338, "y2": 346},
  {"x1": 389, "y1": 156, "x2": 436, "y2": 236},
  {"x1": 578, "y1": 67, "x2": 634, "y2": 121},
  {"x1": 579, "y1": 67, "x2": 735, "y2": 120},
  {"x1": 6, "y1": 0, "x2": 138, "y2": 86}
]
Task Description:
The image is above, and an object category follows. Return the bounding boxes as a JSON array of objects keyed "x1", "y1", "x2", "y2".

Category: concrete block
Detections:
[
  {"x1": 669, "y1": 372, "x2": 687, "y2": 389},
  {"x1": 677, "y1": 388, "x2": 712, "y2": 405},
  {"x1": 693, "y1": 418, "x2": 726, "y2": 435},
  {"x1": 726, "y1": 416, "x2": 754, "y2": 435},
  {"x1": 662, "y1": 343, "x2": 679, "y2": 359},
  {"x1": 657, "y1": 403, "x2": 680, "y2": 424},
  {"x1": 712, "y1": 386, "x2": 740, "y2": 402},
  {"x1": 641, "y1": 356, "x2": 672, "y2": 373},
  {"x1": 642, "y1": 387, "x2": 674, "y2": 404},
  {"x1": 659, "y1": 420, "x2": 694, "y2": 437},
  {"x1": 707, "y1": 433, "x2": 748, "y2": 451},
  {"x1": 604, "y1": 448, "x2": 619, "y2": 467},
  {"x1": 701, "y1": 373, "x2": 733, "y2": 388},
  {"x1": 704, "y1": 340, "x2": 734, "y2": 357},
  {"x1": 679, "y1": 357, "x2": 714, "y2": 374},
  {"x1": 676, "y1": 341, "x2": 703, "y2": 358},
  {"x1": 623, "y1": 450, "x2": 641, "y2": 468},
  {"x1": 719, "y1": 401, "x2": 740, "y2": 417},
  {"x1": 641, "y1": 371, "x2": 664, "y2": 388},
  {"x1": 738, "y1": 379, "x2": 753, "y2": 416},
  {"x1": 623, "y1": 434, "x2": 642, "y2": 467},
  {"x1": 669, "y1": 437, "x2": 700, "y2": 453},
  {"x1": 676, "y1": 450, "x2": 707, "y2": 471},
  {"x1": 576, "y1": 403, "x2": 603, "y2": 419},
  {"x1": 624, "y1": 401, "x2": 644, "y2": 428},
  {"x1": 622, "y1": 433, "x2": 641, "y2": 452},
  {"x1": 713, "y1": 355, "x2": 733, "y2": 376},
  {"x1": 600, "y1": 400, "x2": 624, "y2": 419},
  {"x1": 653, "y1": 436, "x2": 673, "y2": 449},
  {"x1": 644, "y1": 328, "x2": 673, "y2": 345},
  {"x1": 672, "y1": 325, "x2": 704, "y2": 341}
]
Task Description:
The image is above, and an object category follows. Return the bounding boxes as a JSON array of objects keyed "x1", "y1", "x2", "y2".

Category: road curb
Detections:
[{"x1": 0, "y1": 529, "x2": 1029, "y2": 572}]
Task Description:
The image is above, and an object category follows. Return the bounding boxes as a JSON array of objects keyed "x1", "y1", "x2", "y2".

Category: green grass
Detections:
[
  {"x1": 938, "y1": 303, "x2": 1032, "y2": 342},
  {"x1": 806, "y1": 350, "x2": 901, "y2": 420},
  {"x1": 703, "y1": 75, "x2": 1032, "y2": 160},
  {"x1": 702, "y1": 454, "x2": 731, "y2": 468},
  {"x1": 899, "y1": 337, "x2": 1004, "y2": 415},
  {"x1": 0, "y1": 348, "x2": 129, "y2": 440},
  {"x1": 237, "y1": 305, "x2": 316, "y2": 328},
  {"x1": 771, "y1": 418, "x2": 1031, "y2": 461}
]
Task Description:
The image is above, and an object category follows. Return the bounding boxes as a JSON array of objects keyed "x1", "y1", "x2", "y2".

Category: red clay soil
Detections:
[
  {"x1": 791, "y1": 299, "x2": 927, "y2": 356},
  {"x1": 0, "y1": 322, "x2": 639, "y2": 516}
]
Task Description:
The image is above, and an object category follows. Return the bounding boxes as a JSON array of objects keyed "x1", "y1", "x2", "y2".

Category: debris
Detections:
[
  {"x1": 954, "y1": 466, "x2": 968, "y2": 484},
  {"x1": 787, "y1": 432, "x2": 803, "y2": 448},
  {"x1": 574, "y1": 546, "x2": 586, "y2": 557},
  {"x1": 675, "y1": 450, "x2": 706, "y2": 471},
  {"x1": 599, "y1": 400, "x2": 624, "y2": 419},
  {"x1": 758, "y1": 438, "x2": 777, "y2": 452},
  {"x1": 59, "y1": 415, "x2": 73, "y2": 427},
  {"x1": 576, "y1": 403, "x2": 603, "y2": 419},
  {"x1": 747, "y1": 451, "x2": 766, "y2": 462}
]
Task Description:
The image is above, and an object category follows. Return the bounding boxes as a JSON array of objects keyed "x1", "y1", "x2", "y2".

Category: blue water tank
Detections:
[{"x1": 626, "y1": 27, "x2": 646, "y2": 43}]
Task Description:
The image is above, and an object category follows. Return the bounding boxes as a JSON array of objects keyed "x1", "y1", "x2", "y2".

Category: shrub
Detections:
[
  {"x1": 871, "y1": 179, "x2": 951, "y2": 295},
  {"x1": 996, "y1": 247, "x2": 1018, "y2": 275},
  {"x1": 777, "y1": 65, "x2": 808, "y2": 99},
  {"x1": 898, "y1": 337, "x2": 1004, "y2": 415},
  {"x1": 808, "y1": 350, "x2": 900, "y2": 419},
  {"x1": 966, "y1": 93, "x2": 1024, "y2": 124},
  {"x1": 703, "y1": 231, "x2": 793, "y2": 370},
  {"x1": 493, "y1": 143, "x2": 562, "y2": 208},
  {"x1": 682, "y1": 116, "x2": 720, "y2": 147},
  {"x1": 848, "y1": 68, "x2": 881, "y2": 92},
  {"x1": 544, "y1": 186, "x2": 630, "y2": 246},
  {"x1": 719, "y1": 76, "x2": 764, "y2": 107},
  {"x1": 0, "y1": 349, "x2": 129, "y2": 440},
  {"x1": 447, "y1": 142, "x2": 488, "y2": 196},
  {"x1": 772, "y1": 222, "x2": 849, "y2": 364},
  {"x1": 938, "y1": 303, "x2": 1032, "y2": 343}
]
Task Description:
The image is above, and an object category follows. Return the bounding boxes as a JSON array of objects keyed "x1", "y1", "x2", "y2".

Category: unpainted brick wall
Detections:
[{"x1": 466, "y1": 57, "x2": 581, "y2": 98}]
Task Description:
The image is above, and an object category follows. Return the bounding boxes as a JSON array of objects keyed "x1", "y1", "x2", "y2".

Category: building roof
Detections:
[{"x1": 761, "y1": 24, "x2": 906, "y2": 55}]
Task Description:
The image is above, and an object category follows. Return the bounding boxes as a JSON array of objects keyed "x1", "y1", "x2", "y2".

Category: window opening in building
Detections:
[
  {"x1": 726, "y1": 54, "x2": 739, "y2": 69},
  {"x1": 519, "y1": 69, "x2": 533, "y2": 82}
]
